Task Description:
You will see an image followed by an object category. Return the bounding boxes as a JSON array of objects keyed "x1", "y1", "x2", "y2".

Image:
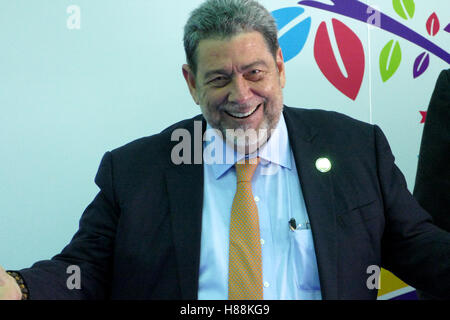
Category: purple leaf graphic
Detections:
[
  {"x1": 413, "y1": 52, "x2": 430, "y2": 78},
  {"x1": 445, "y1": 23, "x2": 450, "y2": 33}
]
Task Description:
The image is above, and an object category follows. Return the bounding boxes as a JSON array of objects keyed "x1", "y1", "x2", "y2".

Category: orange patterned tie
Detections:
[{"x1": 228, "y1": 157, "x2": 263, "y2": 300}]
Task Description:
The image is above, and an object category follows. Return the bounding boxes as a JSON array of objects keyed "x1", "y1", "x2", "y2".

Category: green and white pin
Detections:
[{"x1": 315, "y1": 157, "x2": 332, "y2": 173}]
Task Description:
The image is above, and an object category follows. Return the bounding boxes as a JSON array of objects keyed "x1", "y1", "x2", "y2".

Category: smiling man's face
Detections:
[{"x1": 183, "y1": 31, "x2": 286, "y2": 154}]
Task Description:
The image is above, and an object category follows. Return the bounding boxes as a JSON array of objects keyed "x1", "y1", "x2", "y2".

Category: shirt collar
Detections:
[{"x1": 204, "y1": 113, "x2": 292, "y2": 180}]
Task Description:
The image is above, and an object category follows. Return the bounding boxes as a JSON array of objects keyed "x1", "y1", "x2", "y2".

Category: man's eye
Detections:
[
  {"x1": 246, "y1": 69, "x2": 264, "y2": 80},
  {"x1": 209, "y1": 76, "x2": 229, "y2": 86}
]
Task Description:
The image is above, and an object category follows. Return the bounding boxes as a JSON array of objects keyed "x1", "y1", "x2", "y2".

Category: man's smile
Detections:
[{"x1": 224, "y1": 103, "x2": 262, "y2": 119}]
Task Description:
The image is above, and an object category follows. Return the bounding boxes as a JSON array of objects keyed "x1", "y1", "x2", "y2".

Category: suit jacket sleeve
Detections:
[
  {"x1": 375, "y1": 125, "x2": 450, "y2": 298},
  {"x1": 16, "y1": 152, "x2": 118, "y2": 299},
  {"x1": 413, "y1": 69, "x2": 450, "y2": 231}
]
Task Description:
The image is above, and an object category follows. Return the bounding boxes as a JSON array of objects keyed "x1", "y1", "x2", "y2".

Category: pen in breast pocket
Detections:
[
  {"x1": 289, "y1": 218, "x2": 297, "y2": 231},
  {"x1": 289, "y1": 218, "x2": 311, "y2": 231}
]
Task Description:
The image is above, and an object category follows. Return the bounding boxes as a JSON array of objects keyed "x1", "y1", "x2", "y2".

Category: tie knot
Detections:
[{"x1": 235, "y1": 157, "x2": 260, "y2": 183}]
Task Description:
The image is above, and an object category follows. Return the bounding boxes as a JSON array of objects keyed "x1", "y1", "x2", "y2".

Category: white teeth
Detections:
[{"x1": 227, "y1": 104, "x2": 260, "y2": 118}]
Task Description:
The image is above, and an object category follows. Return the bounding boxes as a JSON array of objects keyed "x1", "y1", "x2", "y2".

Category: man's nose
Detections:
[{"x1": 228, "y1": 76, "x2": 252, "y2": 104}]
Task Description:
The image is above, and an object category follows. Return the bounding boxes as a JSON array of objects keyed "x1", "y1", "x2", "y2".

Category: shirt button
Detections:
[
  {"x1": 264, "y1": 282, "x2": 270, "y2": 288},
  {"x1": 260, "y1": 239, "x2": 265, "y2": 245},
  {"x1": 254, "y1": 196, "x2": 260, "y2": 202}
]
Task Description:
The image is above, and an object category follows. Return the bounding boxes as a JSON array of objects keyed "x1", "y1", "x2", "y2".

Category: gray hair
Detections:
[{"x1": 183, "y1": 0, "x2": 279, "y2": 75}]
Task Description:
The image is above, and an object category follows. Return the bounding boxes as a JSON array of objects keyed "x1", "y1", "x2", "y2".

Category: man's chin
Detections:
[{"x1": 222, "y1": 125, "x2": 271, "y2": 155}]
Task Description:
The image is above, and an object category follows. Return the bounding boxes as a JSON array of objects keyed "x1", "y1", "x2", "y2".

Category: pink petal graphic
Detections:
[
  {"x1": 420, "y1": 111, "x2": 427, "y2": 124},
  {"x1": 426, "y1": 12, "x2": 440, "y2": 36},
  {"x1": 314, "y1": 19, "x2": 365, "y2": 100},
  {"x1": 413, "y1": 52, "x2": 430, "y2": 78}
]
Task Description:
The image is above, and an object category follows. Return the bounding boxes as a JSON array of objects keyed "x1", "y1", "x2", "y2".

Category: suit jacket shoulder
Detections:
[
  {"x1": 284, "y1": 106, "x2": 374, "y2": 139},
  {"x1": 109, "y1": 114, "x2": 204, "y2": 164}
]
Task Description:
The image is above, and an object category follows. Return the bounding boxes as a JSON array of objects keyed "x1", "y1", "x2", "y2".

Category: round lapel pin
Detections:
[{"x1": 315, "y1": 157, "x2": 332, "y2": 173}]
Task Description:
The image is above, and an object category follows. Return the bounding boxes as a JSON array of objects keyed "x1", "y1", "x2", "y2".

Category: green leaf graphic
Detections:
[
  {"x1": 379, "y1": 40, "x2": 402, "y2": 82},
  {"x1": 393, "y1": 0, "x2": 415, "y2": 20}
]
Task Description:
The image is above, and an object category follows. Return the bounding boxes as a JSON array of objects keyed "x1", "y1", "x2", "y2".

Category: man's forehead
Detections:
[{"x1": 195, "y1": 31, "x2": 273, "y2": 74}]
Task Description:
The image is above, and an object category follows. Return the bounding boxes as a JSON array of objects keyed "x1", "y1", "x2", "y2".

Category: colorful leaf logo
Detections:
[
  {"x1": 393, "y1": 0, "x2": 415, "y2": 20},
  {"x1": 379, "y1": 40, "x2": 402, "y2": 82},
  {"x1": 272, "y1": 7, "x2": 311, "y2": 63},
  {"x1": 413, "y1": 52, "x2": 430, "y2": 78},
  {"x1": 296, "y1": 0, "x2": 450, "y2": 103},
  {"x1": 426, "y1": 12, "x2": 440, "y2": 36},
  {"x1": 314, "y1": 19, "x2": 365, "y2": 100}
]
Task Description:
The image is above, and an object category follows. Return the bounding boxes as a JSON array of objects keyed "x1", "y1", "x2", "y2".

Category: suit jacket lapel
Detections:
[
  {"x1": 284, "y1": 107, "x2": 339, "y2": 299},
  {"x1": 165, "y1": 117, "x2": 205, "y2": 300}
]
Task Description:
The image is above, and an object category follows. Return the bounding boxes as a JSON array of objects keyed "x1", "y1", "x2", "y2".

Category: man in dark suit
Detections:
[
  {"x1": 414, "y1": 69, "x2": 450, "y2": 300},
  {"x1": 1, "y1": 0, "x2": 449, "y2": 300}
]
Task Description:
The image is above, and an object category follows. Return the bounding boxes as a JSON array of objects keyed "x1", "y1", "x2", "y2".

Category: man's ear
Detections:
[
  {"x1": 182, "y1": 64, "x2": 199, "y2": 105},
  {"x1": 276, "y1": 47, "x2": 286, "y2": 89}
]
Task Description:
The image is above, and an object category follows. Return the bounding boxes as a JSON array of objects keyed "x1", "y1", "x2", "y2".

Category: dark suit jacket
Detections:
[
  {"x1": 414, "y1": 69, "x2": 450, "y2": 232},
  {"x1": 414, "y1": 69, "x2": 450, "y2": 300},
  {"x1": 17, "y1": 106, "x2": 450, "y2": 299}
]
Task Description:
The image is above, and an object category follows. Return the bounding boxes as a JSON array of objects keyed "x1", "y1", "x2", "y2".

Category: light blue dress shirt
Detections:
[{"x1": 198, "y1": 114, "x2": 322, "y2": 300}]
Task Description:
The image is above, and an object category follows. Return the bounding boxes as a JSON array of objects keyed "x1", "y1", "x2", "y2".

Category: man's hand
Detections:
[{"x1": 0, "y1": 266, "x2": 22, "y2": 300}]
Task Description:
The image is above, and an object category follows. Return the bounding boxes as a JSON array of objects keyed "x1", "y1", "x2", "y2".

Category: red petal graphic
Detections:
[
  {"x1": 420, "y1": 111, "x2": 427, "y2": 124},
  {"x1": 314, "y1": 19, "x2": 365, "y2": 100},
  {"x1": 426, "y1": 12, "x2": 440, "y2": 36}
]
